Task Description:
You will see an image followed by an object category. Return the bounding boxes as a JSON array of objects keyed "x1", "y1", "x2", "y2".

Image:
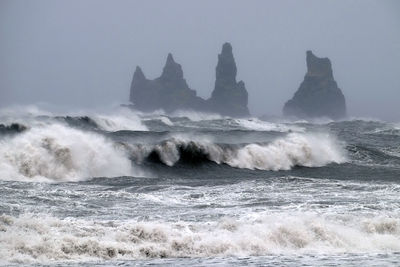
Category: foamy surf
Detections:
[
  {"x1": 170, "y1": 110, "x2": 224, "y2": 121},
  {"x1": 0, "y1": 109, "x2": 399, "y2": 266},
  {"x1": 128, "y1": 132, "x2": 346, "y2": 170},
  {"x1": 91, "y1": 113, "x2": 148, "y2": 132},
  {"x1": 233, "y1": 118, "x2": 304, "y2": 132},
  {"x1": 228, "y1": 132, "x2": 346, "y2": 170},
  {"x1": 0, "y1": 105, "x2": 149, "y2": 132},
  {"x1": 1, "y1": 212, "x2": 399, "y2": 264},
  {"x1": 0, "y1": 123, "x2": 140, "y2": 182}
]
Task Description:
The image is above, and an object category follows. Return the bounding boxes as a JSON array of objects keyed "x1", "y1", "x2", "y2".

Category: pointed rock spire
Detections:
[
  {"x1": 209, "y1": 42, "x2": 249, "y2": 117},
  {"x1": 166, "y1": 53, "x2": 174, "y2": 63},
  {"x1": 133, "y1": 66, "x2": 146, "y2": 82},
  {"x1": 128, "y1": 43, "x2": 250, "y2": 117},
  {"x1": 130, "y1": 66, "x2": 147, "y2": 103},
  {"x1": 129, "y1": 52, "x2": 207, "y2": 113},
  {"x1": 283, "y1": 51, "x2": 346, "y2": 119},
  {"x1": 161, "y1": 53, "x2": 183, "y2": 81},
  {"x1": 215, "y1": 42, "x2": 237, "y2": 84}
]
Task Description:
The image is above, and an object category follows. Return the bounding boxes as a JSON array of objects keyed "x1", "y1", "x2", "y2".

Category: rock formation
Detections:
[
  {"x1": 129, "y1": 43, "x2": 249, "y2": 117},
  {"x1": 208, "y1": 43, "x2": 249, "y2": 117},
  {"x1": 130, "y1": 53, "x2": 206, "y2": 113},
  {"x1": 283, "y1": 51, "x2": 346, "y2": 119}
]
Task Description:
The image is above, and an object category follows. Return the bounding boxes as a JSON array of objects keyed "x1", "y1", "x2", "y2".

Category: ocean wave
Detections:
[
  {"x1": 366, "y1": 123, "x2": 400, "y2": 136},
  {"x1": 0, "y1": 123, "x2": 141, "y2": 182},
  {"x1": 128, "y1": 132, "x2": 346, "y2": 170},
  {"x1": 0, "y1": 105, "x2": 148, "y2": 132},
  {"x1": 0, "y1": 123, "x2": 27, "y2": 134},
  {"x1": 233, "y1": 118, "x2": 304, "y2": 132},
  {"x1": 1, "y1": 213, "x2": 399, "y2": 263},
  {"x1": 142, "y1": 115, "x2": 174, "y2": 127},
  {"x1": 170, "y1": 110, "x2": 224, "y2": 121},
  {"x1": 91, "y1": 114, "x2": 148, "y2": 132},
  {"x1": 63, "y1": 108, "x2": 148, "y2": 132},
  {"x1": 347, "y1": 142, "x2": 400, "y2": 168},
  {"x1": 0, "y1": 119, "x2": 346, "y2": 182}
]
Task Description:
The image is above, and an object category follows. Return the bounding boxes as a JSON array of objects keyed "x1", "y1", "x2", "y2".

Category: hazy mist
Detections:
[{"x1": 1, "y1": 0, "x2": 399, "y2": 120}]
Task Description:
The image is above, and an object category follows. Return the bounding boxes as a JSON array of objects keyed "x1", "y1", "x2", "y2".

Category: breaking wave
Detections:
[
  {"x1": 233, "y1": 118, "x2": 304, "y2": 132},
  {"x1": 170, "y1": 110, "x2": 224, "y2": 121},
  {"x1": 0, "y1": 117, "x2": 346, "y2": 182},
  {"x1": 128, "y1": 132, "x2": 346, "y2": 170},
  {"x1": 0, "y1": 105, "x2": 148, "y2": 132},
  {"x1": 1, "y1": 213, "x2": 399, "y2": 263},
  {"x1": 0, "y1": 123, "x2": 139, "y2": 182},
  {"x1": 0, "y1": 123, "x2": 345, "y2": 182},
  {"x1": 91, "y1": 113, "x2": 148, "y2": 132}
]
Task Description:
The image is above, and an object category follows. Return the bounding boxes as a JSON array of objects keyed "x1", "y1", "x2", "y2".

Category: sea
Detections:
[{"x1": 0, "y1": 106, "x2": 399, "y2": 266}]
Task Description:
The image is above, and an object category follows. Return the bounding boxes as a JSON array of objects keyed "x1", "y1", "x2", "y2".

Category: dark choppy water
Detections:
[{"x1": 0, "y1": 107, "x2": 399, "y2": 266}]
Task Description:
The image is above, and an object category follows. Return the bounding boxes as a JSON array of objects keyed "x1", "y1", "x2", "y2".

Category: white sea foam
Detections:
[
  {"x1": 70, "y1": 107, "x2": 148, "y2": 131},
  {"x1": 135, "y1": 109, "x2": 222, "y2": 122},
  {"x1": 1, "y1": 213, "x2": 399, "y2": 263},
  {"x1": 0, "y1": 105, "x2": 54, "y2": 129},
  {"x1": 0, "y1": 105, "x2": 149, "y2": 132},
  {"x1": 227, "y1": 133, "x2": 345, "y2": 170},
  {"x1": 142, "y1": 115, "x2": 174, "y2": 126},
  {"x1": 159, "y1": 116, "x2": 174, "y2": 126},
  {"x1": 129, "y1": 132, "x2": 346, "y2": 170},
  {"x1": 0, "y1": 123, "x2": 140, "y2": 182},
  {"x1": 171, "y1": 110, "x2": 224, "y2": 121},
  {"x1": 92, "y1": 113, "x2": 148, "y2": 131},
  {"x1": 234, "y1": 118, "x2": 304, "y2": 132}
]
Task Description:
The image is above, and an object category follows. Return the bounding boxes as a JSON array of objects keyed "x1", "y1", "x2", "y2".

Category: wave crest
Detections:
[
  {"x1": 129, "y1": 133, "x2": 346, "y2": 170},
  {"x1": 0, "y1": 124, "x2": 138, "y2": 182}
]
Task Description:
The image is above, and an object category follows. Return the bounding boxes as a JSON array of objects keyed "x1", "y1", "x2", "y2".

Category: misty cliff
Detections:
[
  {"x1": 129, "y1": 43, "x2": 249, "y2": 117},
  {"x1": 283, "y1": 51, "x2": 346, "y2": 119}
]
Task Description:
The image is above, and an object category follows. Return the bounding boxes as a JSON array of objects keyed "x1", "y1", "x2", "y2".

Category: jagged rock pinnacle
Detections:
[
  {"x1": 161, "y1": 53, "x2": 183, "y2": 81},
  {"x1": 209, "y1": 42, "x2": 249, "y2": 117},
  {"x1": 283, "y1": 51, "x2": 346, "y2": 119},
  {"x1": 216, "y1": 42, "x2": 237, "y2": 84},
  {"x1": 133, "y1": 66, "x2": 146, "y2": 81},
  {"x1": 129, "y1": 52, "x2": 205, "y2": 112},
  {"x1": 129, "y1": 43, "x2": 250, "y2": 117}
]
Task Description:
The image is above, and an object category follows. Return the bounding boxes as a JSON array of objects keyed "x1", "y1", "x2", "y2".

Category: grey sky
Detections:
[{"x1": 1, "y1": 0, "x2": 399, "y2": 120}]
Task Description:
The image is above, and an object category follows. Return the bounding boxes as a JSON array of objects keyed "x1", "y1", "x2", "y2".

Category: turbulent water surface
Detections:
[{"x1": 0, "y1": 106, "x2": 399, "y2": 266}]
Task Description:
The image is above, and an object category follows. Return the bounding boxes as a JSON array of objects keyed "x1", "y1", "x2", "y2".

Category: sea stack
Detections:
[
  {"x1": 283, "y1": 51, "x2": 346, "y2": 119},
  {"x1": 129, "y1": 43, "x2": 250, "y2": 117},
  {"x1": 129, "y1": 53, "x2": 206, "y2": 113},
  {"x1": 208, "y1": 43, "x2": 249, "y2": 117}
]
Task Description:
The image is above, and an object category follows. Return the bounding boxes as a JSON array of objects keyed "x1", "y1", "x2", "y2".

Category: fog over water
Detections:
[{"x1": 0, "y1": 0, "x2": 399, "y2": 120}]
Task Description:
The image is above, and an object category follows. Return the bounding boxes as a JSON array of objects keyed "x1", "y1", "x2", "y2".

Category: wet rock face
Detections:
[
  {"x1": 129, "y1": 53, "x2": 206, "y2": 113},
  {"x1": 208, "y1": 43, "x2": 249, "y2": 117},
  {"x1": 129, "y1": 43, "x2": 249, "y2": 117},
  {"x1": 283, "y1": 51, "x2": 346, "y2": 119}
]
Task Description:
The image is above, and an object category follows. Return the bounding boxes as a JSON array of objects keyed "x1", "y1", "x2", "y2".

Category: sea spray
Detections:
[
  {"x1": 227, "y1": 132, "x2": 346, "y2": 170},
  {"x1": 92, "y1": 113, "x2": 148, "y2": 132},
  {"x1": 0, "y1": 123, "x2": 138, "y2": 182},
  {"x1": 233, "y1": 118, "x2": 305, "y2": 132},
  {"x1": 171, "y1": 110, "x2": 224, "y2": 121},
  {"x1": 128, "y1": 132, "x2": 346, "y2": 170}
]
